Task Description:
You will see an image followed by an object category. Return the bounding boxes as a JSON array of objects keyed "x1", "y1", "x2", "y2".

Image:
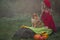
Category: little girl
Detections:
[
  {"x1": 40, "y1": 0, "x2": 57, "y2": 32},
  {"x1": 31, "y1": 13, "x2": 41, "y2": 27}
]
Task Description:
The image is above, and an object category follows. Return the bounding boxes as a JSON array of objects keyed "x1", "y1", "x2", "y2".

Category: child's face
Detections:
[{"x1": 34, "y1": 16, "x2": 38, "y2": 19}]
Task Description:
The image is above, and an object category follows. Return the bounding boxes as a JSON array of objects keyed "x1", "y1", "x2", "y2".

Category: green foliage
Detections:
[{"x1": 27, "y1": 27, "x2": 52, "y2": 35}]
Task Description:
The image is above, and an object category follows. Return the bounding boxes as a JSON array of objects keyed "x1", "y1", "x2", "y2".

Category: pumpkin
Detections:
[
  {"x1": 34, "y1": 34, "x2": 41, "y2": 40},
  {"x1": 42, "y1": 32, "x2": 48, "y2": 39},
  {"x1": 43, "y1": 35, "x2": 48, "y2": 39}
]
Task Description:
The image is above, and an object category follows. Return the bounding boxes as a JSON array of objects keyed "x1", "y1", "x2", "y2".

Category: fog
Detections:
[{"x1": 0, "y1": 0, "x2": 42, "y2": 18}]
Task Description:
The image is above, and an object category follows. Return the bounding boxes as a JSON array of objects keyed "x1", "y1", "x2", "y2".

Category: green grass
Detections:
[
  {"x1": 0, "y1": 17, "x2": 32, "y2": 40},
  {"x1": 0, "y1": 15, "x2": 60, "y2": 40}
]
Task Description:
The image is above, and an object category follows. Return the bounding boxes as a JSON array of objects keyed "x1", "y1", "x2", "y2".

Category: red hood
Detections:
[{"x1": 44, "y1": 0, "x2": 51, "y2": 8}]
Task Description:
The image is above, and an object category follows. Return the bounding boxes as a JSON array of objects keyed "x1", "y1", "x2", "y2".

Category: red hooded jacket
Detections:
[
  {"x1": 41, "y1": 0, "x2": 56, "y2": 32},
  {"x1": 41, "y1": 10, "x2": 57, "y2": 32}
]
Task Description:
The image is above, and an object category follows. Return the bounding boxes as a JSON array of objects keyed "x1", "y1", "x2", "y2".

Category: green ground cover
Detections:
[{"x1": 0, "y1": 15, "x2": 60, "y2": 40}]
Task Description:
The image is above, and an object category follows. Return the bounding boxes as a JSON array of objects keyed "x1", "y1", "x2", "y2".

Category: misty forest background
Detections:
[{"x1": 0, "y1": 0, "x2": 60, "y2": 40}]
